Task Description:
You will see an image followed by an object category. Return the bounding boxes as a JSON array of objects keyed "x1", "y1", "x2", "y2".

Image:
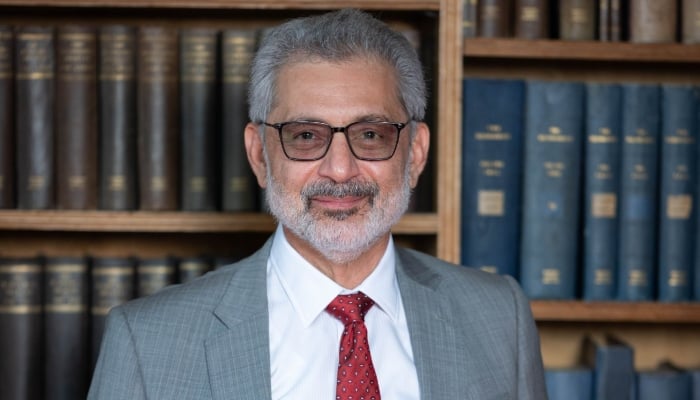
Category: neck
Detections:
[{"x1": 282, "y1": 226, "x2": 390, "y2": 289}]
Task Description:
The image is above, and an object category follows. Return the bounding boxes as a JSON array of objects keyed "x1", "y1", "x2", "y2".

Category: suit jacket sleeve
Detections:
[{"x1": 88, "y1": 307, "x2": 147, "y2": 400}]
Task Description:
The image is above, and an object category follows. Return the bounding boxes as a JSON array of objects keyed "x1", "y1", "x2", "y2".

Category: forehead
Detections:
[{"x1": 270, "y1": 57, "x2": 405, "y2": 122}]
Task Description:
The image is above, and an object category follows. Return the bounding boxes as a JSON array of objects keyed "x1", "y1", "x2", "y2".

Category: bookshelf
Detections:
[{"x1": 463, "y1": 36, "x2": 700, "y2": 370}]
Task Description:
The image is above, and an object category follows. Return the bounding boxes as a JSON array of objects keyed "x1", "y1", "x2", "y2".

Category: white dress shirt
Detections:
[{"x1": 267, "y1": 226, "x2": 420, "y2": 399}]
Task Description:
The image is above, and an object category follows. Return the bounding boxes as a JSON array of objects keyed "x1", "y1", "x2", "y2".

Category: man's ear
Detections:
[
  {"x1": 408, "y1": 121, "x2": 430, "y2": 189},
  {"x1": 244, "y1": 122, "x2": 268, "y2": 188}
]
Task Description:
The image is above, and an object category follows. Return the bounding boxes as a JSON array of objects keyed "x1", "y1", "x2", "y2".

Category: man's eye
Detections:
[
  {"x1": 293, "y1": 131, "x2": 316, "y2": 140},
  {"x1": 361, "y1": 130, "x2": 379, "y2": 139}
]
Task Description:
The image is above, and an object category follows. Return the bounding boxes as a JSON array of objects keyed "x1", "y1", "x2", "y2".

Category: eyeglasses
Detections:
[{"x1": 262, "y1": 120, "x2": 409, "y2": 161}]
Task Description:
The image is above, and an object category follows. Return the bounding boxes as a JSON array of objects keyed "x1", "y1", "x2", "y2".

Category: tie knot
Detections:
[{"x1": 326, "y1": 292, "x2": 375, "y2": 325}]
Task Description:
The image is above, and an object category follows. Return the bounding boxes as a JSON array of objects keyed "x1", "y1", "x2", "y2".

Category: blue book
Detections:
[
  {"x1": 637, "y1": 369, "x2": 692, "y2": 400},
  {"x1": 520, "y1": 80, "x2": 585, "y2": 299},
  {"x1": 582, "y1": 82, "x2": 622, "y2": 301},
  {"x1": 461, "y1": 78, "x2": 525, "y2": 277},
  {"x1": 545, "y1": 368, "x2": 593, "y2": 400},
  {"x1": 617, "y1": 83, "x2": 661, "y2": 301},
  {"x1": 658, "y1": 84, "x2": 699, "y2": 302},
  {"x1": 584, "y1": 336, "x2": 635, "y2": 400},
  {"x1": 692, "y1": 369, "x2": 700, "y2": 400}
]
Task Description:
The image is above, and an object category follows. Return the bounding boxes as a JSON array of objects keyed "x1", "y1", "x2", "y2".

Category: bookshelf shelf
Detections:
[
  {"x1": 531, "y1": 301, "x2": 700, "y2": 324},
  {"x1": 0, "y1": 0, "x2": 441, "y2": 10},
  {"x1": 464, "y1": 38, "x2": 700, "y2": 63}
]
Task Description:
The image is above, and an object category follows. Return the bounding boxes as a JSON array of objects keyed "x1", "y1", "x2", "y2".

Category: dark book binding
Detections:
[
  {"x1": 520, "y1": 80, "x2": 584, "y2": 299},
  {"x1": 637, "y1": 365, "x2": 692, "y2": 400},
  {"x1": 478, "y1": 0, "x2": 512, "y2": 37},
  {"x1": 16, "y1": 26, "x2": 55, "y2": 209},
  {"x1": 583, "y1": 336, "x2": 635, "y2": 400},
  {"x1": 90, "y1": 257, "x2": 134, "y2": 369},
  {"x1": 44, "y1": 257, "x2": 89, "y2": 400},
  {"x1": 683, "y1": 0, "x2": 700, "y2": 43},
  {"x1": 544, "y1": 368, "x2": 593, "y2": 400},
  {"x1": 692, "y1": 369, "x2": 700, "y2": 400},
  {"x1": 559, "y1": 0, "x2": 596, "y2": 40},
  {"x1": 136, "y1": 257, "x2": 176, "y2": 297},
  {"x1": 617, "y1": 83, "x2": 661, "y2": 301},
  {"x1": 629, "y1": 0, "x2": 678, "y2": 43},
  {"x1": 461, "y1": 78, "x2": 525, "y2": 277},
  {"x1": 138, "y1": 26, "x2": 179, "y2": 211},
  {"x1": 463, "y1": 0, "x2": 478, "y2": 38},
  {"x1": 0, "y1": 26, "x2": 13, "y2": 208},
  {"x1": 99, "y1": 25, "x2": 137, "y2": 210},
  {"x1": 221, "y1": 29, "x2": 257, "y2": 211},
  {"x1": 582, "y1": 83, "x2": 622, "y2": 301},
  {"x1": 0, "y1": 257, "x2": 43, "y2": 400},
  {"x1": 178, "y1": 256, "x2": 211, "y2": 283},
  {"x1": 598, "y1": 0, "x2": 610, "y2": 40},
  {"x1": 609, "y1": 0, "x2": 624, "y2": 41},
  {"x1": 515, "y1": 0, "x2": 549, "y2": 39},
  {"x1": 657, "y1": 84, "x2": 699, "y2": 302},
  {"x1": 181, "y1": 28, "x2": 219, "y2": 211},
  {"x1": 56, "y1": 25, "x2": 98, "y2": 210}
]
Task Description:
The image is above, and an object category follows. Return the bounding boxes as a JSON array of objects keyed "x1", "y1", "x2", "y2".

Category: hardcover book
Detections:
[
  {"x1": 136, "y1": 257, "x2": 176, "y2": 297},
  {"x1": 16, "y1": 26, "x2": 55, "y2": 209},
  {"x1": 478, "y1": 0, "x2": 512, "y2": 37},
  {"x1": 583, "y1": 336, "x2": 635, "y2": 400},
  {"x1": 559, "y1": 0, "x2": 596, "y2": 40},
  {"x1": 514, "y1": 0, "x2": 549, "y2": 39},
  {"x1": 657, "y1": 84, "x2": 698, "y2": 302},
  {"x1": 520, "y1": 80, "x2": 584, "y2": 299},
  {"x1": 99, "y1": 25, "x2": 137, "y2": 210},
  {"x1": 629, "y1": 0, "x2": 677, "y2": 43},
  {"x1": 463, "y1": 0, "x2": 478, "y2": 38},
  {"x1": 683, "y1": 0, "x2": 700, "y2": 43},
  {"x1": 0, "y1": 26, "x2": 13, "y2": 209},
  {"x1": 582, "y1": 83, "x2": 622, "y2": 301},
  {"x1": 181, "y1": 28, "x2": 219, "y2": 211},
  {"x1": 598, "y1": 0, "x2": 610, "y2": 40},
  {"x1": 637, "y1": 366, "x2": 692, "y2": 400},
  {"x1": 56, "y1": 25, "x2": 98, "y2": 210},
  {"x1": 545, "y1": 368, "x2": 593, "y2": 400},
  {"x1": 461, "y1": 78, "x2": 525, "y2": 277},
  {"x1": 617, "y1": 83, "x2": 661, "y2": 301},
  {"x1": 178, "y1": 256, "x2": 212, "y2": 283}
]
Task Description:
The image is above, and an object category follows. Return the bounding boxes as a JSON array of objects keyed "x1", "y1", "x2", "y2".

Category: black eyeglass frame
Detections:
[{"x1": 261, "y1": 120, "x2": 410, "y2": 162}]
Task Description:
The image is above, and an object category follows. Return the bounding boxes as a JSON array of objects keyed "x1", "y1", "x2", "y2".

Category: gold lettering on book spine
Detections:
[
  {"x1": 666, "y1": 194, "x2": 692, "y2": 219},
  {"x1": 0, "y1": 264, "x2": 42, "y2": 314},
  {"x1": 17, "y1": 32, "x2": 53, "y2": 80},
  {"x1": 100, "y1": 32, "x2": 135, "y2": 81},
  {"x1": 542, "y1": 269, "x2": 560, "y2": 285},
  {"x1": 478, "y1": 190, "x2": 505, "y2": 216},
  {"x1": 58, "y1": 31, "x2": 95, "y2": 81},
  {"x1": 181, "y1": 33, "x2": 216, "y2": 83},
  {"x1": 45, "y1": 263, "x2": 87, "y2": 313},
  {"x1": 592, "y1": 193, "x2": 617, "y2": 218},
  {"x1": 668, "y1": 270, "x2": 686, "y2": 287},
  {"x1": 223, "y1": 33, "x2": 255, "y2": 84},
  {"x1": 92, "y1": 265, "x2": 133, "y2": 315},
  {"x1": 594, "y1": 269, "x2": 612, "y2": 285}
]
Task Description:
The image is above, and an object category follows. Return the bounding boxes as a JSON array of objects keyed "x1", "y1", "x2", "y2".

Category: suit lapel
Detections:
[{"x1": 205, "y1": 240, "x2": 273, "y2": 400}]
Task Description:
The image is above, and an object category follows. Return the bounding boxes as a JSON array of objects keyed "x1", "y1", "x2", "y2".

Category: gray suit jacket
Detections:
[{"x1": 88, "y1": 237, "x2": 547, "y2": 399}]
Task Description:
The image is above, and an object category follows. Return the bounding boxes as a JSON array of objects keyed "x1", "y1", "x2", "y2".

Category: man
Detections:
[{"x1": 89, "y1": 9, "x2": 546, "y2": 399}]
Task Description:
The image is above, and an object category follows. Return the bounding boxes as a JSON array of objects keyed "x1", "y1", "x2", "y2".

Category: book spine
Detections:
[
  {"x1": 598, "y1": 0, "x2": 610, "y2": 40},
  {"x1": 136, "y1": 258, "x2": 176, "y2": 297},
  {"x1": 221, "y1": 29, "x2": 257, "y2": 211},
  {"x1": 683, "y1": 0, "x2": 700, "y2": 44},
  {"x1": 181, "y1": 28, "x2": 219, "y2": 211},
  {"x1": 582, "y1": 83, "x2": 622, "y2": 301},
  {"x1": 637, "y1": 370, "x2": 693, "y2": 400},
  {"x1": 90, "y1": 257, "x2": 134, "y2": 369},
  {"x1": 544, "y1": 368, "x2": 593, "y2": 400},
  {"x1": 99, "y1": 25, "x2": 137, "y2": 210},
  {"x1": 629, "y1": 0, "x2": 678, "y2": 43},
  {"x1": 461, "y1": 78, "x2": 525, "y2": 277},
  {"x1": 16, "y1": 26, "x2": 55, "y2": 209},
  {"x1": 478, "y1": 0, "x2": 512, "y2": 37},
  {"x1": 463, "y1": 0, "x2": 479, "y2": 38},
  {"x1": 44, "y1": 257, "x2": 89, "y2": 400},
  {"x1": 0, "y1": 26, "x2": 13, "y2": 208},
  {"x1": 56, "y1": 25, "x2": 98, "y2": 210},
  {"x1": 657, "y1": 85, "x2": 699, "y2": 302},
  {"x1": 591, "y1": 343, "x2": 635, "y2": 400},
  {"x1": 609, "y1": 0, "x2": 624, "y2": 41},
  {"x1": 692, "y1": 370, "x2": 700, "y2": 400},
  {"x1": 138, "y1": 26, "x2": 179, "y2": 211},
  {"x1": 558, "y1": 0, "x2": 596, "y2": 40},
  {"x1": 617, "y1": 83, "x2": 661, "y2": 301},
  {"x1": 520, "y1": 80, "x2": 584, "y2": 299},
  {"x1": 515, "y1": 0, "x2": 549, "y2": 39},
  {"x1": 178, "y1": 256, "x2": 211, "y2": 283},
  {"x1": 0, "y1": 257, "x2": 43, "y2": 400}
]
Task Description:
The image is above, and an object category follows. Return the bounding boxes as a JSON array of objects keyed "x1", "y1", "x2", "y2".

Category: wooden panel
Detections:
[{"x1": 532, "y1": 301, "x2": 700, "y2": 324}]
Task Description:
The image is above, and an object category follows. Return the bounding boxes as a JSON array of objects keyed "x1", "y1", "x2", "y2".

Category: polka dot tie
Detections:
[{"x1": 326, "y1": 292, "x2": 381, "y2": 400}]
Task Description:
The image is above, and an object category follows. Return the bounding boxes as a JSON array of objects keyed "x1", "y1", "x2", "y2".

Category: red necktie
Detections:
[{"x1": 326, "y1": 292, "x2": 381, "y2": 400}]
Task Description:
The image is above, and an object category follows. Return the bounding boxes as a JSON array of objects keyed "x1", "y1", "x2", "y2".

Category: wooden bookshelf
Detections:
[{"x1": 532, "y1": 301, "x2": 700, "y2": 324}]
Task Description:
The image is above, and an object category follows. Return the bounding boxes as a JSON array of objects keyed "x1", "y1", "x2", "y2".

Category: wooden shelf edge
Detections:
[
  {"x1": 0, "y1": 0, "x2": 440, "y2": 10},
  {"x1": 531, "y1": 300, "x2": 700, "y2": 324},
  {"x1": 464, "y1": 38, "x2": 700, "y2": 63},
  {"x1": 0, "y1": 210, "x2": 438, "y2": 234}
]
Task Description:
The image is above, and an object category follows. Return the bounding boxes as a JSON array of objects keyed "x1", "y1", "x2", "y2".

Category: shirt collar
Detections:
[{"x1": 269, "y1": 225, "x2": 400, "y2": 327}]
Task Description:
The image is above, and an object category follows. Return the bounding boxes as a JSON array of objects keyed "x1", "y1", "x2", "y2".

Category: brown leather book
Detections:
[
  {"x1": 0, "y1": 26, "x2": 13, "y2": 209},
  {"x1": 478, "y1": 0, "x2": 513, "y2": 37},
  {"x1": 181, "y1": 28, "x2": 219, "y2": 211},
  {"x1": 0, "y1": 257, "x2": 43, "y2": 400},
  {"x1": 99, "y1": 25, "x2": 137, "y2": 210},
  {"x1": 16, "y1": 26, "x2": 55, "y2": 209},
  {"x1": 56, "y1": 25, "x2": 98, "y2": 210},
  {"x1": 44, "y1": 257, "x2": 89, "y2": 400},
  {"x1": 515, "y1": 0, "x2": 550, "y2": 39},
  {"x1": 137, "y1": 26, "x2": 179, "y2": 210},
  {"x1": 559, "y1": 0, "x2": 596, "y2": 40},
  {"x1": 221, "y1": 29, "x2": 258, "y2": 212},
  {"x1": 683, "y1": 0, "x2": 700, "y2": 43},
  {"x1": 463, "y1": 0, "x2": 479, "y2": 38},
  {"x1": 629, "y1": 0, "x2": 678, "y2": 43}
]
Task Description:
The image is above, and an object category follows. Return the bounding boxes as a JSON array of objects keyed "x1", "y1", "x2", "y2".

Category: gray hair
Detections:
[{"x1": 248, "y1": 8, "x2": 427, "y2": 124}]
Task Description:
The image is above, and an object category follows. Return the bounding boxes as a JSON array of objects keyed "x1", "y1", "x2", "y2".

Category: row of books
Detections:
[
  {"x1": 545, "y1": 336, "x2": 700, "y2": 400},
  {"x1": 461, "y1": 78, "x2": 700, "y2": 301},
  {"x1": 463, "y1": 0, "x2": 700, "y2": 43},
  {"x1": 0, "y1": 24, "x2": 261, "y2": 212},
  {"x1": 0, "y1": 254, "x2": 238, "y2": 400}
]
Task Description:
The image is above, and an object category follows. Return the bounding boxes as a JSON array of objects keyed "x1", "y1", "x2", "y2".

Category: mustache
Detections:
[{"x1": 301, "y1": 180, "x2": 379, "y2": 203}]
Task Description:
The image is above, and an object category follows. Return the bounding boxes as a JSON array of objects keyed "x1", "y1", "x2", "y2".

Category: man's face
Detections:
[{"x1": 245, "y1": 57, "x2": 429, "y2": 263}]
